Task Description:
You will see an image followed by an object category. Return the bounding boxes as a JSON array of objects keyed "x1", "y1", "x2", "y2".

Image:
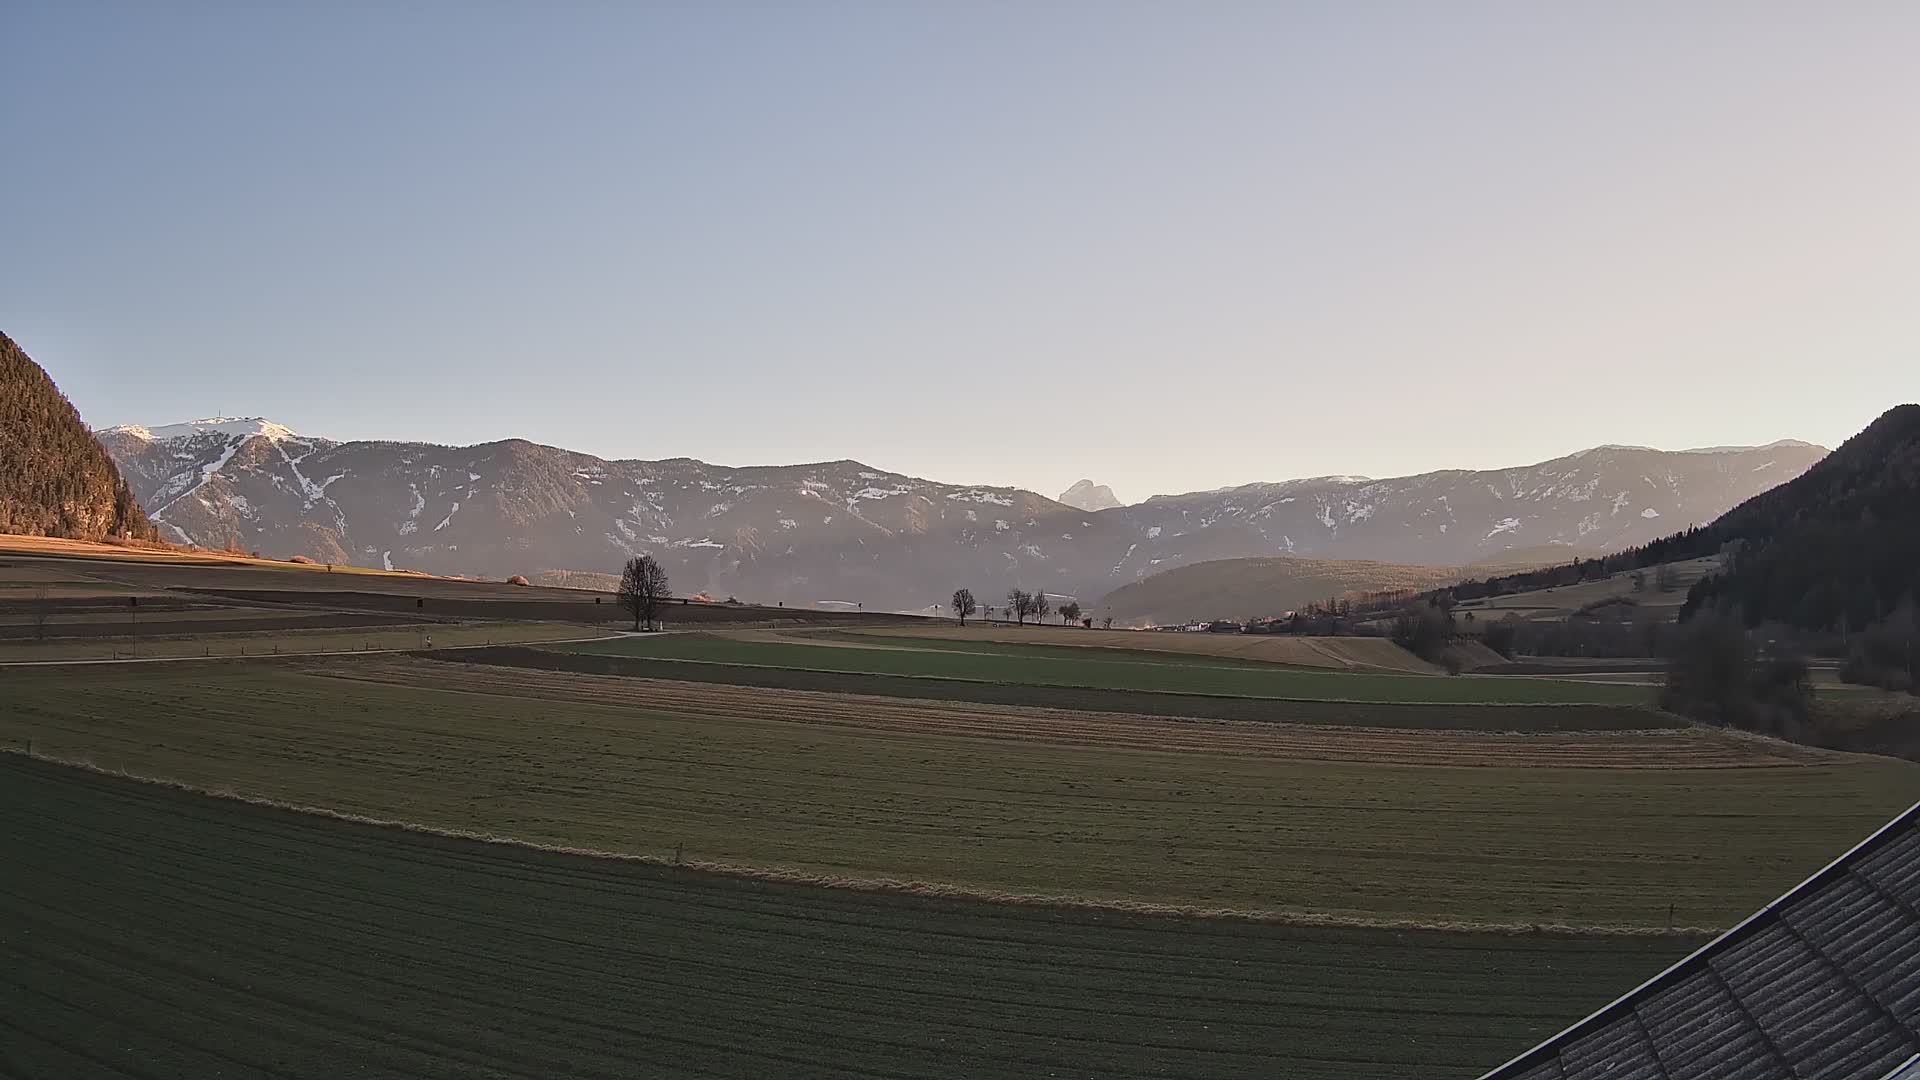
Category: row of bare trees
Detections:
[{"x1": 950, "y1": 587, "x2": 1084, "y2": 627}]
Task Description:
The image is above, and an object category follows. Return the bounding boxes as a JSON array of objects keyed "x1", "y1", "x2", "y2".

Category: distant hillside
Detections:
[
  {"x1": 1094, "y1": 556, "x2": 1465, "y2": 626},
  {"x1": 0, "y1": 332, "x2": 155, "y2": 542},
  {"x1": 1679, "y1": 403, "x2": 1919, "y2": 632}
]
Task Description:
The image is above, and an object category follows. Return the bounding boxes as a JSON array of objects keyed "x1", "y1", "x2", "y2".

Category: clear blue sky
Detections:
[{"x1": 4, "y1": 2, "x2": 1915, "y2": 500}]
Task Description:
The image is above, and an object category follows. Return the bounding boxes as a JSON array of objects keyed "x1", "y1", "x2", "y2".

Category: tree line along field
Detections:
[
  {"x1": 553, "y1": 632, "x2": 1655, "y2": 705},
  {"x1": 5, "y1": 659, "x2": 1914, "y2": 930},
  {"x1": 0, "y1": 755, "x2": 1697, "y2": 1080}
]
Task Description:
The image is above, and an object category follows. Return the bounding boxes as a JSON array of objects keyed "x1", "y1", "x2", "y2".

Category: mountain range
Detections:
[{"x1": 98, "y1": 418, "x2": 1828, "y2": 614}]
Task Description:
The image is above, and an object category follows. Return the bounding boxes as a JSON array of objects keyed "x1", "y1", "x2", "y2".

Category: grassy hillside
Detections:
[
  {"x1": 1453, "y1": 556, "x2": 1721, "y2": 622},
  {"x1": 1095, "y1": 555, "x2": 1464, "y2": 625},
  {"x1": 0, "y1": 332, "x2": 156, "y2": 541}
]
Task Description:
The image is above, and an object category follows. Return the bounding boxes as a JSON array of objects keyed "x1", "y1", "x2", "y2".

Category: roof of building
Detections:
[{"x1": 1482, "y1": 800, "x2": 1920, "y2": 1080}]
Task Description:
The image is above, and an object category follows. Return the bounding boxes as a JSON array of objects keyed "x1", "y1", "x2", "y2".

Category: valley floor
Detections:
[{"x1": 5, "y1": 561, "x2": 1915, "y2": 1078}]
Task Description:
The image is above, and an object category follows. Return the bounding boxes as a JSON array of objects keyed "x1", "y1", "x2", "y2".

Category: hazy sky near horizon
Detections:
[{"x1": 4, "y1": 2, "x2": 1915, "y2": 500}]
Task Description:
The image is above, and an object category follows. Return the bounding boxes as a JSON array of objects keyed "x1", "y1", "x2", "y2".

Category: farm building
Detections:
[{"x1": 1483, "y1": 800, "x2": 1920, "y2": 1079}]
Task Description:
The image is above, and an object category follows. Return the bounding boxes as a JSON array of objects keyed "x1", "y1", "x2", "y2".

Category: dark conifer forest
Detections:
[{"x1": 0, "y1": 331, "x2": 157, "y2": 541}]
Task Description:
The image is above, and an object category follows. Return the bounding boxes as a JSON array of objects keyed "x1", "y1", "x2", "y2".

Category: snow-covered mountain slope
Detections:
[
  {"x1": 104, "y1": 417, "x2": 302, "y2": 443},
  {"x1": 99, "y1": 421, "x2": 1827, "y2": 611},
  {"x1": 1097, "y1": 441, "x2": 1830, "y2": 580},
  {"x1": 1058, "y1": 479, "x2": 1122, "y2": 512}
]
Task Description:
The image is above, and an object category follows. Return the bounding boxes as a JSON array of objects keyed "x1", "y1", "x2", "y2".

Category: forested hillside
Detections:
[
  {"x1": 0, "y1": 332, "x2": 155, "y2": 541},
  {"x1": 1680, "y1": 404, "x2": 1918, "y2": 632}
]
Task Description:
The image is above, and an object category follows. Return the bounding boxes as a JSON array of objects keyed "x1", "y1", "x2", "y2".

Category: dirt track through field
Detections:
[{"x1": 331, "y1": 657, "x2": 1835, "y2": 769}]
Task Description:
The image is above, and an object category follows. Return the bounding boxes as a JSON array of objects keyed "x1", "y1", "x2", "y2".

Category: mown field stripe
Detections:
[
  {"x1": 0, "y1": 755, "x2": 1697, "y2": 1079},
  {"x1": 474, "y1": 647, "x2": 1673, "y2": 730},
  {"x1": 318, "y1": 658, "x2": 1828, "y2": 769},
  {"x1": 551, "y1": 635, "x2": 1653, "y2": 704}
]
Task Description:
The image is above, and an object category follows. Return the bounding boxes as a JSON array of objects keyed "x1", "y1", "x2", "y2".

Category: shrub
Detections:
[
  {"x1": 1391, "y1": 604, "x2": 1453, "y2": 662},
  {"x1": 1482, "y1": 616, "x2": 1520, "y2": 659},
  {"x1": 1840, "y1": 605, "x2": 1918, "y2": 695},
  {"x1": 1660, "y1": 613, "x2": 1812, "y2": 736}
]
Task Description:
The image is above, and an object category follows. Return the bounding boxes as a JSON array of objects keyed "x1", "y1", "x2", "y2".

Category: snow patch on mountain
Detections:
[
  {"x1": 948, "y1": 489, "x2": 1015, "y2": 507},
  {"x1": 398, "y1": 485, "x2": 426, "y2": 535},
  {"x1": 108, "y1": 417, "x2": 302, "y2": 443},
  {"x1": 153, "y1": 434, "x2": 247, "y2": 514}
]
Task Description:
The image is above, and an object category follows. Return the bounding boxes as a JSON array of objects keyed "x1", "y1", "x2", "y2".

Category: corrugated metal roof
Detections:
[{"x1": 1483, "y1": 801, "x2": 1920, "y2": 1080}]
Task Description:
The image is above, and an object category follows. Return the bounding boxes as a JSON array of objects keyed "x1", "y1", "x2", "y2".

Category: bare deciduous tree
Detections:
[
  {"x1": 951, "y1": 588, "x2": 977, "y2": 626},
  {"x1": 1007, "y1": 588, "x2": 1031, "y2": 626},
  {"x1": 1655, "y1": 563, "x2": 1680, "y2": 593},
  {"x1": 1060, "y1": 600, "x2": 1082, "y2": 626},
  {"x1": 618, "y1": 555, "x2": 672, "y2": 631},
  {"x1": 1031, "y1": 591, "x2": 1051, "y2": 625}
]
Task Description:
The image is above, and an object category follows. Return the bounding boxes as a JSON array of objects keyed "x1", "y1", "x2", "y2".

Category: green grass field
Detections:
[
  {"x1": 0, "y1": 755, "x2": 1698, "y2": 1079},
  {"x1": 459, "y1": 646, "x2": 1675, "y2": 731},
  {"x1": 556, "y1": 634, "x2": 1654, "y2": 704},
  {"x1": 5, "y1": 661, "x2": 1911, "y2": 928},
  {"x1": 0, "y1": 620, "x2": 597, "y2": 661},
  {"x1": 826, "y1": 628, "x2": 1322, "y2": 668}
]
